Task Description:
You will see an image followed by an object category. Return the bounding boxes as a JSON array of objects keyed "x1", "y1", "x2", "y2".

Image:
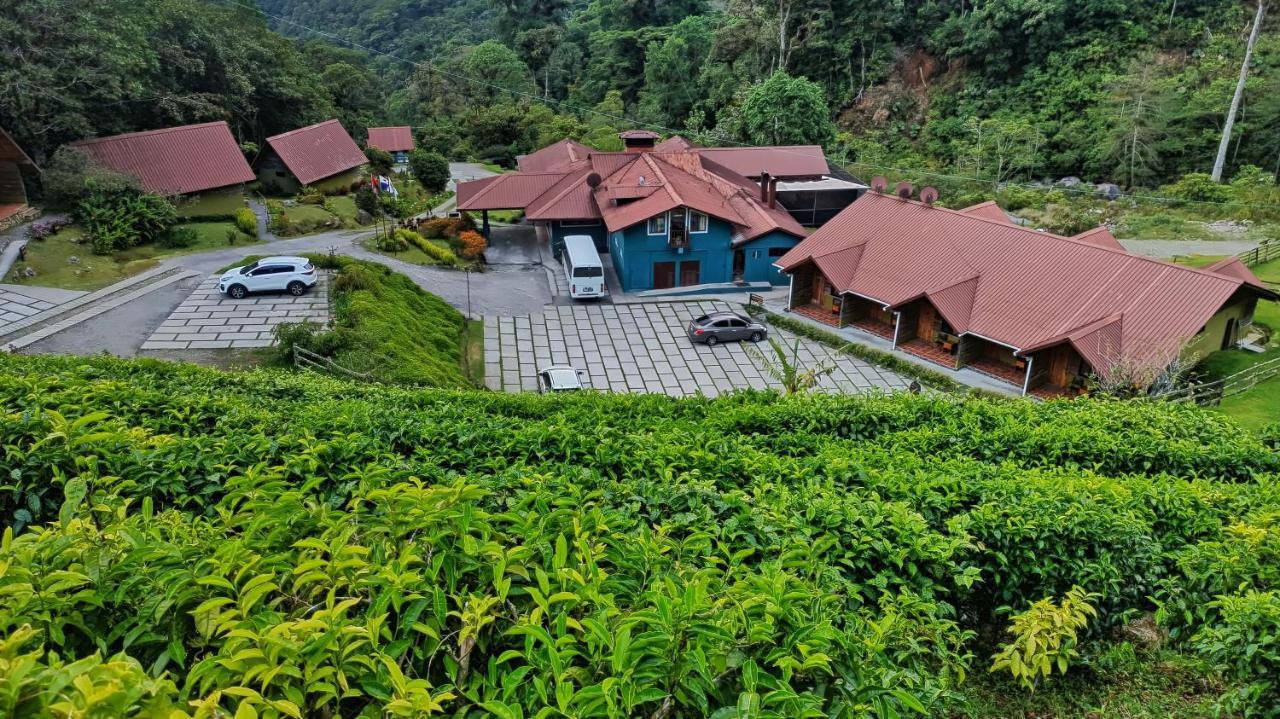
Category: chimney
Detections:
[
  {"x1": 620, "y1": 129, "x2": 660, "y2": 153},
  {"x1": 768, "y1": 177, "x2": 778, "y2": 209},
  {"x1": 759, "y1": 171, "x2": 771, "y2": 202}
]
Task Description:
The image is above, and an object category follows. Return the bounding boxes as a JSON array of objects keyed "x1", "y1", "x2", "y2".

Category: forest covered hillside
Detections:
[{"x1": 254, "y1": 0, "x2": 1280, "y2": 189}]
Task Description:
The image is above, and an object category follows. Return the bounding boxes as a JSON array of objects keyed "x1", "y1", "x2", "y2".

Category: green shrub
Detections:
[
  {"x1": 365, "y1": 146, "x2": 394, "y2": 176},
  {"x1": 234, "y1": 207, "x2": 257, "y2": 236},
  {"x1": 1161, "y1": 173, "x2": 1232, "y2": 205},
  {"x1": 990, "y1": 586, "x2": 1100, "y2": 690},
  {"x1": 295, "y1": 185, "x2": 324, "y2": 205},
  {"x1": 398, "y1": 228, "x2": 458, "y2": 265},
  {"x1": 157, "y1": 225, "x2": 197, "y2": 248},
  {"x1": 1189, "y1": 590, "x2": 1280, "y2": 717},
  {"x1": 73, "y1": 187, "x2": 177, "y2": 254},
  {"x1": 374, "y1": 231, "x2": 409, "y2": 252}
]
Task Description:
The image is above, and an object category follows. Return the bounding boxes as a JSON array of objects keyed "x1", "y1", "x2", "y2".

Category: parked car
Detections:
[
  {"x1": 687, "y1": 311, "x2": 768, "y2": 346},
  {"x1": 537, "y1": 365, "x2": 585, "y2": 392},
  {"x1": 219, "y1": 256, "x2": 318, "y2": 299}
]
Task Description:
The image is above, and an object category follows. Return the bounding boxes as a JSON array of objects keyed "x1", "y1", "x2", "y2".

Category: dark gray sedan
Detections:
[{"x1": 687, "y1": 311, "x2": 768, "y2": 346}]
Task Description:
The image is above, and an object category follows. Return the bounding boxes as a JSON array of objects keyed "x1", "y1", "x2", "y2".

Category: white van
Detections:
[{"x1": 561, "y1": 235, "x2": 605, "y2": 299}]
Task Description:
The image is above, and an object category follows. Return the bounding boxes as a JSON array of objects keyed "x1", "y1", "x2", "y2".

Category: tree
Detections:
[
  {"x1": 637, "y1": 16, "x2": 714, "y2": 126},
  {"x1": 738, "y1": 71, "x2": 835, "y2": 146},
  {"x1": 365, "y1": 147, "x2": 394, "y2": 177},
  {"x1": 1212, "y1": 0, "x2": 1268, "y2": 182},
  {"x1": 956, "y1": 116, "x2": 1045, "y2": 184},
  {"x1": 458, "y1": 41, "x2": 537, "y2": 105},
  {"x1": 1096, "y1": 57, "x2": 1177, "y2": 188},
  {"x1": 409, "y1": 150, "x2": 451, "y2": 193},
  {"x1": 39, "y1": 146, "x2": 141, "y2": 209}
]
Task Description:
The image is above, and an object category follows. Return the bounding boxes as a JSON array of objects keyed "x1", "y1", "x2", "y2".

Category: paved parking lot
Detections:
[
  {"x1": 484, "y1": 301, "x2": 911, "y2": 396},
  {"x1": 0, "y1": 285, "x2": 81, "y2": 326},
  {"x1": 140, "y1": 274, "x2": 330, "y2": 350}
]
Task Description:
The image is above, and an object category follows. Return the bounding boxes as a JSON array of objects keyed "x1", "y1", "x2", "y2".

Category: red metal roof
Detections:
[
  {"x1": 457, "y1": 141, "x2": 807, "y2": 243},
  {"x1": 654, "y1": 136, "x2": 699, "y2": 152},
  {"x1": 265, "y1": 120, "x2": 366, "y2": 186},
  {"x1": 959, "y1": 201, "x2": 1014, "y2": 224},
  {"x1": 518, "y1": 139, "x2": 593, "y2": 173},
  {"x1": 367, "y1": 126, "x2": 414, "y2": 153},
  {"x1": 69, "y1": 121, "x2": 253, "y2": 195},
  {"x1": 779, "y1": 192, "x2": 1276, "y2": 376},
  {"x1": 695, "y1": 145, "x2": 829, "y2": 179},
  {"x1": 619, "y1": 129, "x2": 662, "y2": 139}
]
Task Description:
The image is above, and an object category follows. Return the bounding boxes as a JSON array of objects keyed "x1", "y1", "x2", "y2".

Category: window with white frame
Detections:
[
  {"x1": 688, "y1": 211, "x2": 708, "y2": 233},
  {"x1": 647, "y1": 213, "x2": 667, "y2": 235}
]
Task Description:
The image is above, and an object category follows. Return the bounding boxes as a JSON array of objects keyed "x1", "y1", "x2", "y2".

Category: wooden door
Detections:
[
  {"x1": 653, "y1": 261, "x2": 676, "y2": 289},
  {"x1": 732, "y1": 249, "x2": 745, "y2": 281},
  {"x1": 810, "y1": 270, "x2": 825, "y2": 305},
  {"x1": 679, "y1": 260, "x2": 700, "y2": 287}
]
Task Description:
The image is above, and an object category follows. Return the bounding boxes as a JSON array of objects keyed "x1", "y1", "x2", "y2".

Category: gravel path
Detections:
[{"x1": 1120, "y1": 238, "x2": 1259, "y2": 259}]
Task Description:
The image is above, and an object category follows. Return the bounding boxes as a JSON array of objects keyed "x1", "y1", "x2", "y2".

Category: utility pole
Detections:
[{"x1": 1212, "y1": 0, "x2": 1268, "y2": 182}]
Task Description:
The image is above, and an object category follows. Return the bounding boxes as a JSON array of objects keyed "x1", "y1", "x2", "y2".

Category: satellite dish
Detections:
[
  {"x1": 870, "y1": 176, "x2": 889, "y2": 193},
  {"x1": 585, "y1": 172, "x2": 602, "y2": 188},
  {"x1": 920, "y1": 186, "x2": 939, "y2": 206},
  {"x1": 895, "y1": 181, "x2": 913, "y2": 199}
]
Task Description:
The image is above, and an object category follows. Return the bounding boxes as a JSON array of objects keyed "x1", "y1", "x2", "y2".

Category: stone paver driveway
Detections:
[
  {"x1": 140, "y1": 273, "x2": 330, "y2": 350},
  {"x1": 0, "y1": 286, "x2": 65, "y2": 326},
  {"x1": 484, "y1": 301, "x2": 911, "y2": 396}
]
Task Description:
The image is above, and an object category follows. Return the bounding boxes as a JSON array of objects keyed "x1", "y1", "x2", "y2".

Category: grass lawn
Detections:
[
  {"x1": 1204, "y1": 255, "x2": 1279, "y2": 429},
  {"x1": 8, "y1": 222, "x2": 251, "y2": 291},
  {"x1": 487, "y1": 209, "x2": 525, "y2": 223},
  {"x1": 276, "y1": 203, "x2": 341, "y2": 236},
  {"x1": 481, "y1": 162, "x2": 505, "y2": 174},
  {"x1": 461, "y1": 319, "x2": 484, "y2": 386},
  {"x1": 175, "y1": 190, "x2": 245, "y2": 218},
  {"x1": 362, "y1": 237, "x2": 463, "y2": 268},
  {"x1": 325, "y1": 195, "x2": 358, "y2": 223},
  {"x1": 1168, "y1": 253, "x2": 1226, "y2": 268}
]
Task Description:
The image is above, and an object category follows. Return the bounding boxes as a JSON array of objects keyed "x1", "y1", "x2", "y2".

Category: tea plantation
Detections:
[{"x1": 1, "y1": 353, "x2": 1278, "y2": 718}]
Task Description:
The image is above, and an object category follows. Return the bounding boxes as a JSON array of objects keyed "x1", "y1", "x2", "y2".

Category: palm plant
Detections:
[{"x1": 747, "y1": 335, "x2": 838, "y2": 395}]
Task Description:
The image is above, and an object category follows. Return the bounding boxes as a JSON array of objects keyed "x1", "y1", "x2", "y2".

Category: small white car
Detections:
[
  {"x1": 537, "y1": 365, "x2": 585, "y2": 393},
  {"x1": 219, "y1": 256, "x2": 318, "y2": 299}
]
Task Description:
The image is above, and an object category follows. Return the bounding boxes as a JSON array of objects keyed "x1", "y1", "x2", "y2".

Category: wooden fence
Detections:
[
  {"x1": 1237, "y1": 239, "x2": 1280, "y2": 268},
  {"x1": 293, "y1": 345, "x2": 374, "y2": 382},
  {"x1": 1154, "y1": 354, "x2": 1280, "y2": 406}
]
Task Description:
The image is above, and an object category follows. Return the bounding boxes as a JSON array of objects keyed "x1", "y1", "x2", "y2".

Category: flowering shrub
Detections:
[
  {"x1": 457, "y1": 229, "x2": 486, "y2": 259},
  {"x1": 24, "y1": 218, "x2": 72, "y2": 241}
]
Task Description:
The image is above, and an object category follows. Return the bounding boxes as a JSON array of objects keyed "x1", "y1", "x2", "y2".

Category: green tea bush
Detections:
[
  {"x1": 157, "y1": 225, "x2": 197, "y2": 248},
  {"x1": 0, "y1": 353, "x2": 1276, "y2": 718},
  {"x1": 1189, "y1": 590, "x2": 1280, "y2": 717},
  {"x1": 990, "y1": 587, "x2": 1099, "y2": 689}
]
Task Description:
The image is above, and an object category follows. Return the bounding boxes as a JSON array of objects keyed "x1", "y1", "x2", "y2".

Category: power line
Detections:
[{"x1": 219, "y1": 0, "x2": 1280, "y2": 212}]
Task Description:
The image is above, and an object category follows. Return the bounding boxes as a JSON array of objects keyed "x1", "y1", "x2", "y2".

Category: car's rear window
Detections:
[
  {"x1": 302, "y1": 262, "x2": 314, "y2": 272},
  {"x1": 694, "y1": 315, "x2": 710, "y2": 324}
]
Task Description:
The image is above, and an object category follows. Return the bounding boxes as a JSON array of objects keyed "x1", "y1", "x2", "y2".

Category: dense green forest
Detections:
[
  {"x1": 4, "y1": 0, "x2": 1278, "y2": 192},
  {"x1": 256, "y1": 0, "x2": 1280, "y2": 188}
]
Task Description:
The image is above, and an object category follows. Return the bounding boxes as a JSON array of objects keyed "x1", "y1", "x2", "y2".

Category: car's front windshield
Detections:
[{"x1": 239, "y1": 261, "x2": 260, "y2": 275}]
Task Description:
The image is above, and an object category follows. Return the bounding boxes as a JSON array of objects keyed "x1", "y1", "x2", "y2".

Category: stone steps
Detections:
[{"x1": 1, "y1": 266, "x2": 202, "y2": 351}]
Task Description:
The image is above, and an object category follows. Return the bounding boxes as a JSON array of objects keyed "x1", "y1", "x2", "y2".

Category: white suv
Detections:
[{"x1": 219, "y1": 256, "x2": 318, "y2": 299}]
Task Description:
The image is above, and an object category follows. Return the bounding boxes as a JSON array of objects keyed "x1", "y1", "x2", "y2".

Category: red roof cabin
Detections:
[
  {"x1": 0, "y1": 127, "x2": 39, "y2": 231},
  {"x1": 68, "y1": 121, "x2": 255, "y2": 214},
  {"x1": 259, "y1": 120, "x2": 367, "y2": 195},
  {"x1": 367, "y1": 126, "x2": 415, "y2": 165},
  {"x1": 777, "y1": 188, "x2": 1278, "y2": 397}
]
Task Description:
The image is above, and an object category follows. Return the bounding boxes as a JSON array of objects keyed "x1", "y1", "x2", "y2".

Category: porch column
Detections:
[
  {"x1": 786, "y1": 274, "x2": 794, "y2": 309},
  {"x1": 1020, "y1": 355, "x2": 1035, "y2": 396},
  {"x1": 891, "y1": 311, "x2": 902, "y2": 349},
  {"x1": 481, "y1": 210, "x2": 491, "y2": 239}
]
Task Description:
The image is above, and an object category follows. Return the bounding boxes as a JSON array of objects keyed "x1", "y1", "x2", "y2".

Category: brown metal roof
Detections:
[
  {"x1": 518, "y1": 139, "x2": 593, "y2": 173},
  {"x1": 695, "y1": 145, "x2": 829, "y2": 179},
  {"x1": 265, "y1": 120, "x2": 366, "y2": 186},
  {"x1": 619, "y1": 129, "x2": 662, "y2": 140},
  {"x1": 367, "y1": 126, "x2": 414, "y2": 153},
  {"x1": 779, "y1": 192, "x2": 1274, "y2": 376},
  {"x1": 0, "y1": 127, "x2": 37, "y2": 169},
  {"x1": 69, "y1": 121, "x2": 253, "y2": 195}
]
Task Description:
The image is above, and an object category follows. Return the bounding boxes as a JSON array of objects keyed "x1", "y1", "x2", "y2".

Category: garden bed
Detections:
[{"x1": 6, "y1": 221, "x2": 251, "y2": 291}]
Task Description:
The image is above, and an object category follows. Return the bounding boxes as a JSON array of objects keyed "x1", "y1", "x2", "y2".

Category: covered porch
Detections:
[
  {"x1": 787, "y1": 262, "x2": 895, "y2": 336},
  {"x1": 894, "y1": 298, "x2": 961, "y2": 370}
]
